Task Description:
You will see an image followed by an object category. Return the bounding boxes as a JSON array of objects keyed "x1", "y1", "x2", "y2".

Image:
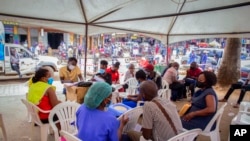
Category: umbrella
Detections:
[
  {"x1": 198, "y1": 42, "x2": 209, "y2": 48},
  {"x1": 209, "y1": 40, "x2": 222, "y2": 47}
]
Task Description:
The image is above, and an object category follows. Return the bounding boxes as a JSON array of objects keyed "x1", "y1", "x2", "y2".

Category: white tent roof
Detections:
[{"x1": 1, "y1": 0, "x2": 250, "y2": 44}]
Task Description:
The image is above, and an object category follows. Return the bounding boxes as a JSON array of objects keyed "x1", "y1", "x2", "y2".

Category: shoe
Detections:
[
  {"x1": 233, "y1": 104, "x2": 239, "y2": 108},
  {"x1": 218, "y1": 99, "x2": 227, "y2": 102}
]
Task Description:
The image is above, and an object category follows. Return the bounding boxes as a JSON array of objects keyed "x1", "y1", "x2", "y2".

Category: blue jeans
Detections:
[{"x1": 184, "y1": 78, "x2": 197, "y2": 96}]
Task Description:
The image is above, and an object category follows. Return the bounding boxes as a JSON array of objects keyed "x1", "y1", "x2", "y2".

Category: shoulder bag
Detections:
[{"x1": 152, "y1": 100, "x2": 177, "y2": 135}]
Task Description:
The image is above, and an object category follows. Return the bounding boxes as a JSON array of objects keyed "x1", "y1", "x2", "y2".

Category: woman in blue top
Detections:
[
  {"x1": 181, "y1": 71, "x2": 218, "y2": 130},
  {"x1": 76, "y1": 82, "x2": 128, "y2": 141}
]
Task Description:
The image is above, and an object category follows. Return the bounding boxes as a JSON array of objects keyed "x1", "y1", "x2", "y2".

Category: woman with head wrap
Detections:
[{"x1": 76, "y1": 82, "x2": 129, "y2": 141}]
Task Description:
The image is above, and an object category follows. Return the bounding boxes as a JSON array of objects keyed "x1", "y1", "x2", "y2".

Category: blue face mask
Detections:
[
  {"x1": 99, "y1": 69, "x2": 105, "y2": 74},
  {"x1": 47, "y1": 77, "x2": 54, "y2": 85}
]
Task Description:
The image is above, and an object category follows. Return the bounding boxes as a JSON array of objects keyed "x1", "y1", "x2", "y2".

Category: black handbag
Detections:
[{"x1": 77, "y1": 81, "x2": 93, "y2": 87}]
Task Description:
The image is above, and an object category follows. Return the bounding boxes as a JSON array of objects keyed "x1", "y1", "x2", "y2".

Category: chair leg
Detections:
[
  {"x1": 0, "y1": 114, "x2": 7, "y2": 141},
  {"x1": 210, "y1": 131, "x2": 220, "y2": 141},
  {"x1": 40, "y1": 124, "x2": 49, "y2": 141}
]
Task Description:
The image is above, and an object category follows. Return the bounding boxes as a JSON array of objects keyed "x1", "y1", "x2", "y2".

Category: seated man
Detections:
[
  {"x1": 127, "y1": 80, "x2": 183, "y2": 141},
  {"x1": 122, "y1": 70, "x2": 146, "y2": 108},
  {"x1": 219, "y1": 71, "x2": 250, "y2": 108},
  {"x1": 144, "y1": 64, "x2": 162, "y2": 89},
  {"x1": 184, "y1": 62, "x2": 202, "y2": 96},
  {"x1": 163, "y1": 62, "x2": 186, "y2": 101},
  {"x1": 10, "y1": 48, "x2": 22, "y2": 78},
  {"x1": 106, "y1": 62, "x2": 121, "y2": 84},
  {"x1": 93, "y1": 60, "x2": 112, "y2": 85},
  {"x1": 59, "y1": 57, "x2": 83, "y2": 95}
]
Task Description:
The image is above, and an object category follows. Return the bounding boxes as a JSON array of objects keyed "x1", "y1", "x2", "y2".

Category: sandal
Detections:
[
  {"x1": 218, "y1": 99, "x2": 227, "y2": 102},
  {"x1": 233, "y1": 104, "x2": 239, "y2": 108}
]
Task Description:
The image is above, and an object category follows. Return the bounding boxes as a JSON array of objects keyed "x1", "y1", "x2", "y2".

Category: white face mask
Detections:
[{"x1": 68, "y1": 65, "x2": 75, "y2": 70}]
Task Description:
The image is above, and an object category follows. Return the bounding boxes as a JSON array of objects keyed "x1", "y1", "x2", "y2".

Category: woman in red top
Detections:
[
  {"x1": 106, "y1": 62, "x2": 120, "y2": 84},
  {"x1": 27, "y1": 68, "x2": 61, "y2": 123}
]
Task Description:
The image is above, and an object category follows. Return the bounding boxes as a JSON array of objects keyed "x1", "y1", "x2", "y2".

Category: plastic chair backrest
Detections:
[
  {"x1": 125, "y1": 78, "x2": 138, "y2": 95},
  {"x1": 60, "y1": 130, "x2": 82, "y2": 141},
  {"x1": 49, "y1": 101, "x2": 81, "y2": 141},
  {"x1": 158, "y1": 89, "x2": 170, "y2": 100},
  {"x1": 233, "y1": 101, "x2": 250, "y2": 124},
  {"x1": 117, "y1": 106, "x2": 143, "y2": 133},
  {"x1": 0, "y1": 114, "x2": 7, "y2": 141},
  {"x1": 203, "y1": 103, "x2": 227, "y2": 133},
  {"x1": 23, "y1": 99, "x2": 50, "y2": 126},
  {"x1": 161, "y1": 80, "x2": 169, "y2": 89},
  {"x1": 21, "y1": 98, "x2": 32, "y2": 122},
  {"x1": 168, "y1": 128, "x2": 202, "y2": 141}
]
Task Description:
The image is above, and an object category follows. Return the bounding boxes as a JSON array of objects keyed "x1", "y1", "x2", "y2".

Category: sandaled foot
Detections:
[
  {"x1": 218, "y1": 99, "x2": 227, "y2": 102},
  {"x1": 233, "y1": 104, "x2": 239, "y2": 108}
]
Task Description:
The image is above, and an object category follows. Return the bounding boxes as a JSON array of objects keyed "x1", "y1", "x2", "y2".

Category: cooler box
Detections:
[{"x1": 108, "y1": 103, "x2": 132, "y2": 117}]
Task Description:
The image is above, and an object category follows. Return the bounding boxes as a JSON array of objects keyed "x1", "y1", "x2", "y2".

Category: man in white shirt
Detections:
[
  {"x1": 10, "y1": 48, "x2": 22, "y2": 78},
  {"x1": 219, "y1": 72, "x2": 250, "y2": 108},
  {"x1": 127, "y1": 80, "x2": 183, "y2": 141}
]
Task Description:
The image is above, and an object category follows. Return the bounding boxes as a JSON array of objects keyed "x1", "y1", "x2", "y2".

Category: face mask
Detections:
[
  {"x1": 99, "y1": 69, "x2": 105, "y2": 74},
  {"x1": 104, "y1": 99, "x2": 111, "y2": 111},
  {"x1": 68, "y1": 65, "x2": 75, "y2": 70},
  {"x1": 47, "y1": 77, "x2": 54, "y2": 85},
  {"x1": 196, "y1": 81, "x2": 206, "y2": 88}
]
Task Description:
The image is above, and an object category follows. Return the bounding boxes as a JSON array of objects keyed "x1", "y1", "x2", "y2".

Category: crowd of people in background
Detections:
[{"x1": 23, "y1": 36, "x2": 250, "y2": 141}]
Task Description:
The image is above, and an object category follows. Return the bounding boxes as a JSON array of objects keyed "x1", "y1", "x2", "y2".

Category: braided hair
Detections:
[{"x1": 32, "y1": 68, "x2": 49, "y2": 83}]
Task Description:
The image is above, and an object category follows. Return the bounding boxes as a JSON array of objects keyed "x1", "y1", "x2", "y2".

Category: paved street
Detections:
[{"x1": 0, "y1": 80, "x2": 64, "y2": 97}]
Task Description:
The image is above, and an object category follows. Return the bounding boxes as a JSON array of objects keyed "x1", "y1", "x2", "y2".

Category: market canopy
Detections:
[{"x1": 1, "y1": 0, "x2": 250, "y2": 44}]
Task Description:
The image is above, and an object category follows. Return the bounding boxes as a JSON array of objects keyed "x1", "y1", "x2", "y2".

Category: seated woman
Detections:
[
  {"x1": 27, "y1": 68, "x2": 61, "y2": 123},
  {"x1": 181, "y1": 71, "x2": 218, "y2": 130},
  {"x1": 122, "y1": 69, "x2": 146, "y2": 108},
  {"x1": 76, "y1": 82, "x2": 128, "y2": 141}
]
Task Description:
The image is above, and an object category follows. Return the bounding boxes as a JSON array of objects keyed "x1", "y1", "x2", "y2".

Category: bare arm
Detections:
[
  {"x1": 118, "y1": 115, "x2": 129, "y2": 141},
  {"x1": 78, "y1": 74, "x2": 83, "y2": 81},
  {"x1": 183, "y1": 94, "x2": 216, "y2": 121},
  {"x1": 60, "y1": 77, "x2": 73, "y2": 83},
  {"x1": 47, "y1": 87, "x2": 61, "y2": 107}
]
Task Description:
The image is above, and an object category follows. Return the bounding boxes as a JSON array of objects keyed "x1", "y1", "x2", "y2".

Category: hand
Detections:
[
  {"x1": 120, "y1": 115, "x2": 129, "y2": 126},
  {"x1": 182, "y1": 112, "x2": 195, "y2": 121}
]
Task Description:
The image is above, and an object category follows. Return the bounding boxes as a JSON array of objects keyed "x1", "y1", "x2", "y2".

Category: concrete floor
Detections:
[{"x1": 0, "y1": 84, "x2": 250, "y2": 141}]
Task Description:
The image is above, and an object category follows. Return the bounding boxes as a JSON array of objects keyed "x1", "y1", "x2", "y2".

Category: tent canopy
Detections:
[{"x1": 1, "y1": 0, "x2": 250, "y2": 44}]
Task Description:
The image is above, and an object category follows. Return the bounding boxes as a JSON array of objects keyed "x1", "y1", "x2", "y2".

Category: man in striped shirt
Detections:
[{"x1": 127, "y1": 80, "x2": 183, "y2": 141}]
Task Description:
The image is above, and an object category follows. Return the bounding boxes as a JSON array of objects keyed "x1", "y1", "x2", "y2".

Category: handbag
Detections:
[
  {"x1": 178, "y1": 103, "x2": 191, "y2": 117},
  {"x1": 152, "y1": 100, "x2": 177, "y2": 135}
]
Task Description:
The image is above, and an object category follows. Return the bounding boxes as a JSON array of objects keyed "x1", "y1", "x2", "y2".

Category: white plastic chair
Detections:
[
  {"x1": 48, "y1": 101, "x2": 81, "y2": 141},
  {"x1": 22, "y1": 99, "x2": 51, "y2": 141},
  {"x1": 231, "y1": 101, "x2": 250, "y2": 125},
  {"x1": 167, "y1": 128, "x2": 202, "y2": 141},
  {"x1": 161, "y1": 80, "x2": 171, "y2": 99},
  {"x1": 158, "y1": 89, "x2": 170, "y2": 100},
  {"x1": 60, "y1": 130, "x2": 82, "y2": 141},
  {"x1": 161, "y1": 80, "x2": 169, "y2": 89},
  {"x1": 21, "y1": 98, "x2": 32, "y2": 122},
  {"x1": 0, "y1": 114, "x2": 7, "y2": 141},
  {"x1": 125, "y1": 77, "x2": 139, "y2": 95},
  {"x1": 199, "y1": 103, "x2": 227, "y2": 141},
  {"x1": 117, "y1": 106, "x2": 143, "y2": 133}
]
